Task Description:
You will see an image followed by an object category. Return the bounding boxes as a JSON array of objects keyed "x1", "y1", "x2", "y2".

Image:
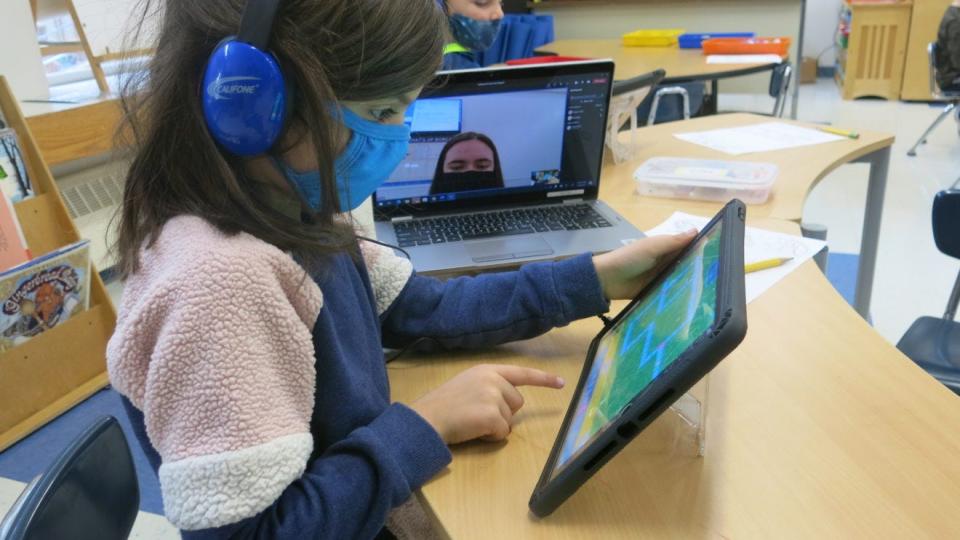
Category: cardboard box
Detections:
[{"x1": 800, "y1": 57, "x2": 818, "y2": 84}]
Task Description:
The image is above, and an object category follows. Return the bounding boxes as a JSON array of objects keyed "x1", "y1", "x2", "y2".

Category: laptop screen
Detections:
[{"x1": 373, "y1": 61, "x2": 614, "y2": 219}]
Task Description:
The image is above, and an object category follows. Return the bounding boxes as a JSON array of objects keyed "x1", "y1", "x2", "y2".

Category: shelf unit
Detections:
[
  {"x1": 835, "y1": 0, "x2": 914, "y2": 100},
  {"x1": 0, "y1": 76, "x2": 116, "y2": 452}
]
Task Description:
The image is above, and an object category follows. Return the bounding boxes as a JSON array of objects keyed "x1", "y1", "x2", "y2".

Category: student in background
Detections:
[
  {"x1": 937, "y1": 0, "x2": 960, "y2": 91},
  {"x1": 108, "y1": 0, "x2": 694, "y2": 538},
  {"x1": 430, "y1": 132, "x2": 505, "y2": 194},
  {"x1": 438, "y1": 0, "x2": 505, "y2": 70}
]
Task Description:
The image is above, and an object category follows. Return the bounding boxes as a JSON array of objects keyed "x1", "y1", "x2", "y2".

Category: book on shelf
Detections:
[
  {"x1": 0, "y1": 128, "x2": 34, "y2": 203},
  {"x1": 0, "y1": 182, "x2": 30, "y2": 271},
  {"x1": 0, "y1": 240, "x2": 91, "y2": 352}
]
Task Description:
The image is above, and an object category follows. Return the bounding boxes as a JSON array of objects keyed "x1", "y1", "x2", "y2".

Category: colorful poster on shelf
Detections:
[{"x1": 0, "y1": 240, "x2": 91, "y2": 352}]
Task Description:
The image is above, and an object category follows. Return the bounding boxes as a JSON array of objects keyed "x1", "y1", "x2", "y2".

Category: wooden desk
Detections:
[
  {"x1": 603, "y1": 113, "x2": 893, "y2": 319},
  {"x1": 537, "y1": 39, "x2": 782, "y2": 115},
  {"x1": 539, "y1": 39, "x2": 779, "y2": 84},
  {"x1": 389, "y1": 208, "x2": 960, "y2": 538}
]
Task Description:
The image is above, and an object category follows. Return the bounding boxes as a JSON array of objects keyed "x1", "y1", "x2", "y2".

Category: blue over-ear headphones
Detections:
[{"x1": 201, "y1": 0, "x2": 287, "y2": 156}]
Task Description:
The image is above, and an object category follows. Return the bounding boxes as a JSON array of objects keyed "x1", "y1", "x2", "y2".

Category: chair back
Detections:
[
  {"x1": 477, "y1": 14, "x2": 555, "y2": 66},
  {"x1": 770, "y1": 62, "x2": 793, "y2": 117},
  {"x1": 0, "y1": 416, "x2": 139, "y2": 540},
  {"x1": 933, "y1": 189, "x2": 960, "y2": 260}
]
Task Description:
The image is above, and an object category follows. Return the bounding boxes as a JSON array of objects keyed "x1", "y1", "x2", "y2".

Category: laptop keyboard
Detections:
[{"x1": 392, "y1": 204, "x2": 612, "y2": 247}]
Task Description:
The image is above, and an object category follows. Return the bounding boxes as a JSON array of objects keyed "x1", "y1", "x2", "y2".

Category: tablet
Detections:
[{"x1": 529, "y1": 200, "x2": 747, "y2": 518}]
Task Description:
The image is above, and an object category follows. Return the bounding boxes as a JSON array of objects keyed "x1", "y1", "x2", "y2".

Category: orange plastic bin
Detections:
[{"x1": 702, "y1": 37, "x2": 792, "y2": 57}]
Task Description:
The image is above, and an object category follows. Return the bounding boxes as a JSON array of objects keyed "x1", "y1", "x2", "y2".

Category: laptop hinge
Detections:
[
  {"x1": 562, "y1": 198, "x2": 585, "y2": 204},
  {"x1": 391, "y1": 215, "x2": 414, "y2": 222}
]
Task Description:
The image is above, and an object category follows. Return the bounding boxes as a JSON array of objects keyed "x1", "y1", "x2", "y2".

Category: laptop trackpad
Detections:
[{"x1": 467, "y1": 237, "x2": 554, "y2": 263}]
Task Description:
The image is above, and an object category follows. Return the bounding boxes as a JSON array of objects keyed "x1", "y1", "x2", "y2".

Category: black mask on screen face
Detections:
[{"x1": 430, "y1": 170, "x2": 505, "y2": 195}]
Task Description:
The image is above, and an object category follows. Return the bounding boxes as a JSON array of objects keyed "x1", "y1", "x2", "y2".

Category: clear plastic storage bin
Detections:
[{"x1": 634, "y1": 157, "x2": 778, "y2": 204}]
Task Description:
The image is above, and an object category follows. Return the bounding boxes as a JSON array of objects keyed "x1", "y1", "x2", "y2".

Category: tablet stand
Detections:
[
  {"x1": 668, "y1": 375, "x2": 709, "y2": 457},
  {"x1": 632, "y1": 374, "x2": 709, "y2": 458}
]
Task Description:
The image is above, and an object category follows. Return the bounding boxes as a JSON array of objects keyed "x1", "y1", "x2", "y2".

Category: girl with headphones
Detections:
[{"x1": 107, "y1": 1, "x2": 694, "y2": 538}]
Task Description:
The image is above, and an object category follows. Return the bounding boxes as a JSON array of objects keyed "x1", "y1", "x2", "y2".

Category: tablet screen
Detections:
[{"x1": 552, "y1": 223, "x2": 723, "y2": 476}]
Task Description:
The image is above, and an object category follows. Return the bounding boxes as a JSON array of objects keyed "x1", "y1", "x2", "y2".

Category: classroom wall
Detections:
[
  {"x1": 0, "y1": 1, "x2": 49, "y2": 101},
  {"x1": 804, "y1": 0, "x2": 843, "y2": 66},
  {"x1": 534, "y1": 0, "x2": 802, "y2": 93}
]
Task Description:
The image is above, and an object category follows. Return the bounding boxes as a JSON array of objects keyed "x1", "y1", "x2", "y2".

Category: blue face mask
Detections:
[
  {"x1": 274, "y1": 107, "x2": 411, "y2": 212},
  {"x1": 449, "y1": 14, "x2": 502, "y2": 52}
]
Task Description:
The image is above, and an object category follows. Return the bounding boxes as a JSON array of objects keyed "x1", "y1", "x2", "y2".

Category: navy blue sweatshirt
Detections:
[{"x1": 109, "y1": 216, "x2": 609, "y2": 539}]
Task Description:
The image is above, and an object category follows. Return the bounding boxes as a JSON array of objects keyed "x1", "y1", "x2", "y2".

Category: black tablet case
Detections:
[{"x1": 529, "y1": 199, "x2": 748, "y2": 518}]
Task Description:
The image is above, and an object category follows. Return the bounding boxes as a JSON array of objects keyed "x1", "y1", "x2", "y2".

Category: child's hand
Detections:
[
  {"x1": 411, "y1": 364, "x2": 565, "y2": 445},
  {"x1": 592, "y1": 230, "x2": 697, "y2": 300}
]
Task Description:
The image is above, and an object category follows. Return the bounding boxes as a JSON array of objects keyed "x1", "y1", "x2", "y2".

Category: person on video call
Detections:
[{"x1": 430, "y1": 132, "x2": 506, "y2": 195}]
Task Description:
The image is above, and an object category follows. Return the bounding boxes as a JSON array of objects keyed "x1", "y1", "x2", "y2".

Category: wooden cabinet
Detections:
[
  {"x1": 837, "y1": 1, "x2": 914, "y2": 100},
  {"x1": 901, "y1": 0, "x2": 952, "y2": 101}
]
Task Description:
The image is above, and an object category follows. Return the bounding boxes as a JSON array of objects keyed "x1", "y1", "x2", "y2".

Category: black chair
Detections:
[
  {"x1": 719, "y1": 61, "x2": 793, "y2": 118},
  {"x1": 907, "y1": 43, "x2": 960, "y2": 157},
  {"x1": 769, "y1": 62, "x2": 793, "y2": 118},
  {"x1": 0, "y1": 416, "x2": 140, "y2": 540},
  {"x1": 897, "y1": 189, "x2": 960, "y2": 394}
]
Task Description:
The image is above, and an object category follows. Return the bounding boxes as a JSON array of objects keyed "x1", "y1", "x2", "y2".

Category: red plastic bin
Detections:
[{"x1": 701, "y1": 37, "x2": 792, "y2": 57}]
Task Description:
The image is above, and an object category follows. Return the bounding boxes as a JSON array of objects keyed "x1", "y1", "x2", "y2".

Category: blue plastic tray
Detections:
[{"x1": 678, "y1": 32, "x2": 756, "y2": 49}]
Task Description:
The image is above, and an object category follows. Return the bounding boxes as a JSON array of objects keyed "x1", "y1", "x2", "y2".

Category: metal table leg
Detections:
[
  {"x1": 852, "y1": 146, "x2": 891, "y2": 320},
  {"x1": 792, "y1": 0, "x2": 806, "y2": 120},
  {"x1": 801, "y1": 223, "x2": 829, "y2": 273}
]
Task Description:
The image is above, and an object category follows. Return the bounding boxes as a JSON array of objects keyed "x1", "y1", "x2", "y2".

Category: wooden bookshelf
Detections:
[{"x1": 0, "y1": 76, "x2": 116, "y2": 452}]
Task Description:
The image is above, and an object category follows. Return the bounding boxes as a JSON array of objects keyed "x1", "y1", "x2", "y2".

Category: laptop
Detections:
[{"x1": 373, "y1": 60, "x2": 644, "y2": 275}]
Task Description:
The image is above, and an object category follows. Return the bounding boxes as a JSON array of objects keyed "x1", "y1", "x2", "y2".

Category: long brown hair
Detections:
[{"x1": 114, "y1": 0, "x2": 446, "y2": 276}]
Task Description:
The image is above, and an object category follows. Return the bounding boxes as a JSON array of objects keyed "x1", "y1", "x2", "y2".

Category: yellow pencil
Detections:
[
  {"x1": 744, "y1": 257, "x2": 794, "y2": 274},
  {"x1": 818, "y1": 126, "x2": 860, "y2": 139}
]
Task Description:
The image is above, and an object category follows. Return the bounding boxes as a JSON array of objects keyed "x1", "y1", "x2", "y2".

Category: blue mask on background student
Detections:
[
  {"x1": 274, "y1": 107, "x2": 410, "y2": 212},
  {"x1": 449, "y1": 14, "x2": 502, "y2": 52}
]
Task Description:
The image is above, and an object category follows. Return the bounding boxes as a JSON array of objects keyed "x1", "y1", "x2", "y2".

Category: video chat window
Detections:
[{"x1": 377, "y1": 87, "x2": 569, "y2": 203}]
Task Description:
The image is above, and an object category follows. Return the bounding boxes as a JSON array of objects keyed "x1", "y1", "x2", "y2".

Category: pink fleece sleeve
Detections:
[
  {"x1": 360, "y1": 241, "x2": 413, "y2": 316},
  {"x1": 107, "y1": 217, "x2": 323, "y2": 530}
]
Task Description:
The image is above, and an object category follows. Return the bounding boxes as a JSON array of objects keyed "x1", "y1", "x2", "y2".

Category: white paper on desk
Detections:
[
  {"x1": 646, "y1": 212, "x2": 827, "y2": 304},
  {"x1": 674, "y1": 122, "x2": 845, "y2": 155},
  {"x1": 706, "y1": 54, "x2": 784, "y2": 65}
]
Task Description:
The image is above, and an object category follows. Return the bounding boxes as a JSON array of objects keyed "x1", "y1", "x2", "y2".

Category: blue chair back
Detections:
[
  {"x1": 478, "y1": 15, "x2": 555, "y2": 67},
  {"x1": 0, "y1": 416, "x2": 139, "y2": 540},
  {"x1": 933, "y1": 189, "x2": 960, "y2": 259},
  {"x1": 769, "y1": 63, "x2": 791, "y2": 98}
]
